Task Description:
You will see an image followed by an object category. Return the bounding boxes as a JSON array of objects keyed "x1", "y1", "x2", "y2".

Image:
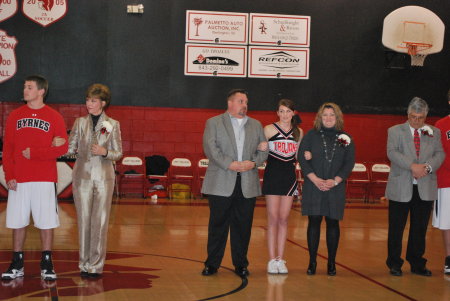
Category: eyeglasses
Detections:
[{"x1": 408, "y1": 114, "x2": 426, "y2": 121}]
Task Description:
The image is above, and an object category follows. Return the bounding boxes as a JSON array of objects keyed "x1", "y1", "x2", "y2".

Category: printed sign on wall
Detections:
[
  {"x1": 185, "y1": 43, "x2": 247, "y2": 77},
  {"x1": 0, "y1": 0, "x2": 18, "y2": 22},
  {"x1": 186, "y1": 10, "x2": 248, "y2": 45},
  {"x1": 0, "y1": 29, "x2": 18, "y2": 83},
  {"x1": 248, "y1": 46, "x2": 309, "y2": 79},
  {"x1": 250, "y1": 13, "x2": 310, "y2": 47},
  {"x1": 22, "y1": 0, "x2": 68, "y2": 27}
]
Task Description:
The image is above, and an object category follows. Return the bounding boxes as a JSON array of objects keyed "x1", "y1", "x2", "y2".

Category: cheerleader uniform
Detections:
[{"x1": 262, "y1": 123, "x2": 298, "y2": 196}]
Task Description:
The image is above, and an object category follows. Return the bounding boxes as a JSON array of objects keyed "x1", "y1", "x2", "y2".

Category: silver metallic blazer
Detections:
[{"x1": 67, "y1": 113, "x2": 123, "y2": 181}]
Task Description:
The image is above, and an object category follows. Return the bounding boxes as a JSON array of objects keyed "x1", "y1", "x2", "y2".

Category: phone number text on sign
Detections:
[{"x1": 185, "y1": 44, "x2": 247, "y2": 78}]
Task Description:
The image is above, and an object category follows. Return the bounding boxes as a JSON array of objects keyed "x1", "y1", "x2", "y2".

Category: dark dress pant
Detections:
[
  {"x1": 205, "y1": 176, "x2": 256, "y2": 269},
  {"x1": 386, "y1": 185, "x2": 433, "y2": 269}
]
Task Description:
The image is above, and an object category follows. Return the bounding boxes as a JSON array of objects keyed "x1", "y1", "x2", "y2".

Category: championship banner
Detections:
[
  {"x1": 185, "y1": 43, "x2": 247, "y2": 77},
  {"x1": 0, "y1": 29, "x2": 18, "y2": 83},
  {"x1": 22, "y1": 0, "x2": 67, "y2": 27},
  {"x1": 0, "y1": 0, "x2": 18, "y2": 22},
  {"x1": 248, "y1": 46, "x2": 309, "y2": 79},
  {"x1": 250, "y1": 13, "x2": 310, "y2": 47},
  {"x1": 186, "y1": 10, "x2": 248, "y2": 45}
]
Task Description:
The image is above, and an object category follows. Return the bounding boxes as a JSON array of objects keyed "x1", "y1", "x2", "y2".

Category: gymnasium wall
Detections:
[
  {"x1": 0, "y1": 0, "x2": 449, "y2": 115},
  {"x1": 0, "y1": 1, "x2": 448, "y2": 163},
  {"x1": 0, "y1": 102, "x2": 441, "y2": 163}
]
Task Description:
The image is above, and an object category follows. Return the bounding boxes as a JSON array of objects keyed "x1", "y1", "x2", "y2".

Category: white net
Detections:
[
  {"x1": 407, "y1": 44, "x2": 431, "y2": 67},
  {"x1": 410, "y1": 54, "x2": 427, "y2": 66}
]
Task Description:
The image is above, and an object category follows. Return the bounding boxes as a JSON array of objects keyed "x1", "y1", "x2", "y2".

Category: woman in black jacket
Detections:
[{"x1": 298, "y1": 102, "x2": 355, "y2": 276}]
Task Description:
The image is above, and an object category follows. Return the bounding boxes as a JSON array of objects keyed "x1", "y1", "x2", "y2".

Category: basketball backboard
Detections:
[{"x1": 382, "y1": 6, "x2": 445, "y2": 66}]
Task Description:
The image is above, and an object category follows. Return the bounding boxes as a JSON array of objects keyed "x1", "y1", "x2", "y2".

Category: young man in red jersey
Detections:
[
  {"x1": 433, "y1": 89, "x2": 450, "y2": 274},
  {"x1": 1, "y1": 75, "x2": 68, "y2": 281}
]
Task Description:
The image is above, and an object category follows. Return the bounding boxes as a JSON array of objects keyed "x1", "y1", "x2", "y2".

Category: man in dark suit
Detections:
[
  {"x1": 386, "y1": 97, "x2": 445, "y2": 277},
  {"x1": 201, "y1": 89, "x2": 268, "y2": 277}
]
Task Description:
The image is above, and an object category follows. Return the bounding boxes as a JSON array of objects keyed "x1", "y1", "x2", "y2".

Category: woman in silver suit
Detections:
[{"x1": 68, "y1": 84, "x2": 122, "y2": 277}]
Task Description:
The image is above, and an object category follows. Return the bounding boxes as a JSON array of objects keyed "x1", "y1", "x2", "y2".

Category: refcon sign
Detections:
[
  {"x1": 258, "y1": 51, "x2": 301, "y2": 69},
  {"x1": 249, "y1": 46, "x2": 309, "y2": 79}
]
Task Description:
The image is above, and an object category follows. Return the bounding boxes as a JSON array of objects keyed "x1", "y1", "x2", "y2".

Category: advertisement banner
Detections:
[
  {"x1": 250, "y1": 13, "x2": 310, "y2": 47},
  {"x1": 186, "y1": 10, "x2": 248, "y2": 45},
  {"x1": 185, "y1": 43, "x2": 247, "y2": 77},
  {"x1": 248, "y1": 46, "x2": 309, "y2": 79}
]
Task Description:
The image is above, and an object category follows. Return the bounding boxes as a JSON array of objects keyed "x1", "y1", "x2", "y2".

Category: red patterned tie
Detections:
[{"x1": 414, "y1": 129, "x2": 420, "y2": 157}]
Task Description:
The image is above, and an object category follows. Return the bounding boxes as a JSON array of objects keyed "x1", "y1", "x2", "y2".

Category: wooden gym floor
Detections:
[{"x1": 0, "y1": 197, "x2": 449, "y2": 301}]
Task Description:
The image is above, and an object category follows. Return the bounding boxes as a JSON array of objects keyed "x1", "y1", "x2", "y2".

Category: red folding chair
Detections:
[
  {"x1": 196, "y1": 158, "x2": 209, "y2": 198},
  {"x1": 296, "y1": 163, "x2": 304, "y2": 200},
  {"x1": 346, "y1": 163, "x2": 370, "y2": 202},
  {"x1": 117, "y1": 156, "x2": 146, "y2": 198},
  {"x1": 258, "y1": 162, "x2": 266, "y2": 189},
  {"x1": 369, "y1": 163, "x2": 391, "y2": 203},
  {"x1": 168, "y1": 158, "x2": 194, "y2": 199},
  {"x1": 145, "y1": 156, "x2": 169, "y2": 198}
]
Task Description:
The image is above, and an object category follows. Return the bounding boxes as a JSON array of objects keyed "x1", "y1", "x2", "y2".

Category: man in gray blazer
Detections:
[
  {"x1": 201, "y1": 89, "x2": 268, "y2": 277},
  {"x1": 386, "y1": 97, "x2": 445, "y2": 277}
]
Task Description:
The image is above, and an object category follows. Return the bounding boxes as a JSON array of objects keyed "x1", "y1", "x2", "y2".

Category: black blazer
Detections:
[{"x1": 298, "y1": 128, "x2": 355, "y2": 220}]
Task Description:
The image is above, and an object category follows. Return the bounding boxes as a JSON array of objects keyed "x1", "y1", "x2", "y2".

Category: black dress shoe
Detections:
[
  {"x1": 306, "y1": 262, "x2": 317, "y2": 275},
  {"x1": 87, "y1": 273, "x2": 101, "y2": 278},
  {"x1": 201, "y1": 266, "x2": 218, "y2": 276},
  {"x1": 327, "y1": 263, "x2": 336, "y2": 276},
  {"x1": 234, "y1": 267, "x2": 250, "y2": 277},
  {"x1": 80, "y1": 271, "x2": 89, "y2": 278},
  {"x1": 389, "y1": 267, "x2": 403, "y2": 276},
  {"x1": 411, "y1": 267, "x2": 432, "y2": 277}
]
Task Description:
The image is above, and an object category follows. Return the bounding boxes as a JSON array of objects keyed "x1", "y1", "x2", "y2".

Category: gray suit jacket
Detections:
[
  {"x1": 385, "y1": 122, "x2": 445, "y2": 202},
  {"x1": 201, "y1": 113, "x2": 268, "y2": 198}
]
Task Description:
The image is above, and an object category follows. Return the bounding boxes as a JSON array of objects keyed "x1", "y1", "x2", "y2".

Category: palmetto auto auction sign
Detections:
[
  {"x1": 22, "y1": 0, "x2": 67, "y2": 27},
  {"x1": 0, "y1": 29, "x2": 18, "y2": 83},
  {"x1": 250, "y1": 13, "x2": 310, "y2": 47},
  {"x1": 0, "y1": 0, "x2": 18, "y2": 22},
  {"x1": 248, "y1": 46, "x2": 309, "y2": 79},
  {"x1": 185, "y1": 43, "x2": 247, "y2": 77},
  {"x1": 186, "y1": 10, "x2": 248, "y2": 45}
]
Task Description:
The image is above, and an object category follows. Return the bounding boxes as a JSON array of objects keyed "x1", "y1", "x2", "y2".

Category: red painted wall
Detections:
[{"x1": 0, "y1": 102, "x2": 440, "y2": 164}]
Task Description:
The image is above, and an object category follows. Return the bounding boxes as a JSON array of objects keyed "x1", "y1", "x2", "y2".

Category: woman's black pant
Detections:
[{"x1": 307, "y1": 215, "x2": 340, "y2": 263}]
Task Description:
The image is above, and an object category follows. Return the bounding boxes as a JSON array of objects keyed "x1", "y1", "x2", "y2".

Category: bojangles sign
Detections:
[
  {"x1": 22, "y1": 0, "x2": 67, "y2": 27},
  {"x1": 0, "y1": 29, "x2": 18, "y2": 83},
  {"x1": 0, "y1": 0, "x2": 19, "y2": 22}
]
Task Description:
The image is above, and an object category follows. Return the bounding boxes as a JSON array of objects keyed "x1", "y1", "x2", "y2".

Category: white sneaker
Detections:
[
  {"x1": 277, "y1": 259, "x2": 288, "y2": 274},
  {"x1": 1, "y1": 266, "x2": 24, "y2": 280},
  {"x1": 2, "y1": 257, "x2": 24, "y2": 280},
  {"x1": 267, "y1": 259, "x2": 278, "y2": 274},
  {"x1": 40, "y1": 254, "x2": 57, "y2": 281}
]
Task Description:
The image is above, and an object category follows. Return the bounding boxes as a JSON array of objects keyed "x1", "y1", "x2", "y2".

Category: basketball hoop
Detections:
[
  {"x1": 382, "y1": 6, "x2": 445, "y2": 69},
  {"x1": 405, "y1": 42, "x2": 432, "y2": 66}
]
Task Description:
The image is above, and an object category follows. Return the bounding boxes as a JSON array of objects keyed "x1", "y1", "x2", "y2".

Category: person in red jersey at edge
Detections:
[
  {"x1": 1, "y1": 75, "x2": 68, "y2": 281},
  {"x1": 433, "y1": 89, "x2": 450, "y2": 275}
]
